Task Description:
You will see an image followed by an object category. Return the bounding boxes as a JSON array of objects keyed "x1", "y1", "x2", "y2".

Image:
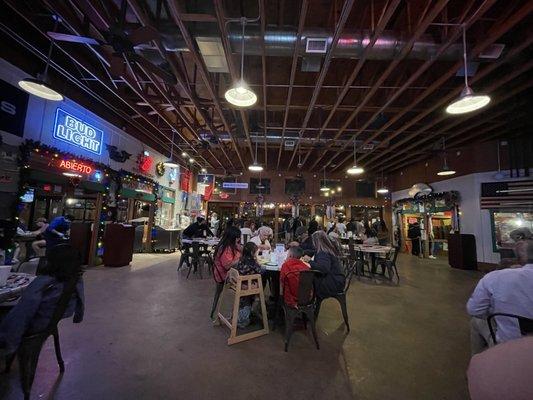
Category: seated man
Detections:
[
  {"x1": 467, "y1": 240, "x2": 533, "y2": 355},
  {"x1": 44, "y1": 214, "x2": 74, "y2": 252},
  {"x1": 182, "y1": 216, "x2": 213, "y2": 239},
  {"x1": 0, "y1": 245, "x2": 84, "y2": 355},
  {"x1": 280, "y1": 246, "x2": 310, "y2": 307}
]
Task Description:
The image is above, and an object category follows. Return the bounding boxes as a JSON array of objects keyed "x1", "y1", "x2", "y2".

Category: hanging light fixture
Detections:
[
  {"x1": 163, "y1": 129, "x2": 179, "y2": 168},
  {"x1": 248, "y1": 139, "x2": 263, "y2": 172},
  {"x1": 446, "y1": 26, "x2": 490, "y2": 115},
  {"x1": 437, "y1": 137, "x2": 456, "y2": 176},
  {"x1": 225, "y1": 18, "x2": 257, "y2": 107},
  {"x1": 18, "y1": 20, "x2": 63, "y2": 101},
  {"x1": 320, "y1": 167, "x2": 330, "y2": 192},
  {"x1": 346, "y1": 138, "x2": 364, "y2": 175},
  {"x1": 377, "y1": 169, "x2": 389, "y2": 194}
]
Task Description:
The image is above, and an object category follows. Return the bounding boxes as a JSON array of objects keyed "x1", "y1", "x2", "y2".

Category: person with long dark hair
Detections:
[
  {"x1": 213, "y1": 226, "x2": 242, "y2": 284},
  {"x1": 0, "y1": 244, "x2": 84, "y2": 355},
  {"x1": 310, "y1": 231, "x2": 346, "y2": 299},
  {"x1": 234, "y1": 242, "x2": 263, "y2": 328}
]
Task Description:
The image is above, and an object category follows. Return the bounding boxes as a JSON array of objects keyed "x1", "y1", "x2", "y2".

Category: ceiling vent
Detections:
[
  {"x1": 479, "y1": 44, "x2": 505, "y2": 60},
  {"x1": 362, "y1": 143, "x2": 375, "y2": 151},
  {"x1": 284, "y1": 139, "x2": 296, "y2": 150},
  {"x1": 195, "y1": 36, "x2": 229, "y2": 73},
  {"x1": 306, "y1": 38, "x2": 328, "y2": 54}
]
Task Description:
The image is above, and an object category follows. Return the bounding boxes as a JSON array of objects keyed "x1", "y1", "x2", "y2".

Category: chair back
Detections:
[
  {"x1": 282, "y1": 269, "x2": 316, "y2": 307},
  {"x1": 16, "y1": 257, "x2": 41, "y2": 275},
  {"x1": 296, "y1": 270, "x2": 316, "y2": 307},
  {"x1": 488, "y1": 313, "x2": 533, "y2": 344}
]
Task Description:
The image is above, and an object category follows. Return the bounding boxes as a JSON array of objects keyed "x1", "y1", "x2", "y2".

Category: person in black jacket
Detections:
[
  {"x1": 408, "y1": 222, "x2": 421, "y2": 256},
  {"x1": 309, "y1": 230, "x2": 346, "y2": 299},
  {"x1": 182, "y1": 217, "x2": 213, "y2": 239}
]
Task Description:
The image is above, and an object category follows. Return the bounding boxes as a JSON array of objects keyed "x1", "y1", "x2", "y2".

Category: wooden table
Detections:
[
  {"x1": 353, "y1": 245, "x2": 393, "y2": 276},
  {"x1": 0, "y1": 273, "x2": 35, "y2": 304}
]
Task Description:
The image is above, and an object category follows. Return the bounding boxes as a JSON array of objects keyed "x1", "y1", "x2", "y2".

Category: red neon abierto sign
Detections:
[{"x1": 59, "y1": 160, "x2": 93, "y2": 174}]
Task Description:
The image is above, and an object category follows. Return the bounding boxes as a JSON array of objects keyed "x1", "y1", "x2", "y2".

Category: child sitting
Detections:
[
  {"x1": 234, "y1": 242, "x2": 263, "y2": 328},
  {"x1": 280, "y1": 246, "x2": 310, "y2": 307}
]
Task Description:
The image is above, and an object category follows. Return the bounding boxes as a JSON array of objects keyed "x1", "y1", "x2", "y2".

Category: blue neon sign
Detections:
[{"x1": 53, "y1": 108, "x2": 104, "y2": 155}]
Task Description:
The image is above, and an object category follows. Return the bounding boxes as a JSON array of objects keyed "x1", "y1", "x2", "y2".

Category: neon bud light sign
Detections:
[{"x1": 53, "y1": 109, "x2": 104, "y2": 155}]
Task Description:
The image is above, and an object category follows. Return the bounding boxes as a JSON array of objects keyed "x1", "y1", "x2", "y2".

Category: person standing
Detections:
[{"x1": 407, "y1": 222, "x2": 421, "y2": 256}]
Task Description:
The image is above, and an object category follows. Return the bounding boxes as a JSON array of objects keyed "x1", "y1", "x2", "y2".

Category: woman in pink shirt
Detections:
[{"x1": 211, "y1": 226, "x2": 242, "y2": 318}]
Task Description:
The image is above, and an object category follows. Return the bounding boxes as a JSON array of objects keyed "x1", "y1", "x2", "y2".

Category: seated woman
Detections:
[
  {"x1": 309, "y1": 231, "x2": 346, "y2": 299},
  {"x1": 0, "y1": 244, "x2": 84, "y2": 355},
  {"x1": 213, "y1": 226, "x2": 242, "y2": 284},
  {"x1": 249, "y1": 226, "x2": 272, "y2": 252},
  {"x1": 234, "y1": 242, "x2": 264, "y2": 328}
]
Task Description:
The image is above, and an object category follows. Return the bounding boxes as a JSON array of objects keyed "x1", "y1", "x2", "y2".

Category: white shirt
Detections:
[
  {"x1": 240, "y1": 227, "x2": 253, "y2": 243},
  {"x1": 467, "y1": 264, "x2": 533, "y2": 343},
  {"x1": 336, "y1": 223, "x2": 346, "y2": 234},
  {"x1": 250, "y1": 235, "x2": 271, "y2": 250}
]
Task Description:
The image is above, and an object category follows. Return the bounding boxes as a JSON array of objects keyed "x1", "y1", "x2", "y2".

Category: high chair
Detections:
[{"x1": 214, "y1": 268, "x2": 269, "y2": 345}]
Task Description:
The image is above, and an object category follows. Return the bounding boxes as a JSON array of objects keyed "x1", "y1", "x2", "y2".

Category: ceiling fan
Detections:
[{"x1": 47, "y1": 1, "x2": 176, "y2": 84}]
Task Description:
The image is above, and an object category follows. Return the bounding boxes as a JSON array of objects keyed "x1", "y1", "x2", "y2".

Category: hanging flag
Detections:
[{"x1": 197, "y1": 174, "x2": 215, "y2": 201}]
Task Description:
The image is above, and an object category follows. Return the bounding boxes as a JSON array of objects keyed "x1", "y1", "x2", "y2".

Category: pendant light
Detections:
[
  {"x1": 320, "y1": 167, "x2": 330, "y2": 192},
  {"x1": 163, "y1": 129, "x2": 179, "y2": 168},
  {"x1": 346, "y1": 137, "x2": 364, "y2": 175},
  {"x1": 225, "y1": 18, "x2": 257, "y2": 108},
  {"x1": 377, "y1": 169, "x2": 389, "y2": 194},
  {"x1": 18, "y1": 20, "x2": 63, "y2": 101},
  {"x1": 437, "y1": 137, "x2": 456, "y2": 176},
  {"x1": 248, "y1": 139, "x2": 263, "y2": 172},
  {"x1": 446, "y1": 26, "x2": 490, "y2": 115}
]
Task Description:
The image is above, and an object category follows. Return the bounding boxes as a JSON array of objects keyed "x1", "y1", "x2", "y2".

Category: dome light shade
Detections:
[
  {"x1": 377, "y1": 187, "x2": 389, "y2": 194},
  {"x1": 320, "y1": 186, "x2": 330, "y2": 192},
  {"x1": 163, "y1": 160, "x2": 179, "y2": 168},
  {"x1": 248, "y1": 162, "x2": 263, "y2": 172},
  {"x1": 18, "y1": 78, "x2": 63, "y2": 101},
  {"x1": 437, "y1": 162, "x2": 456, "y2": 176},
  {"x1": 225, "y1": 81, "x2": 257, "y2": 107},
  {"x1": 446, "y1": 86, "x2": 490, "y2": 115},
  {"x1": 346, "y1": 165, "x2": 364, "y2": 175}
]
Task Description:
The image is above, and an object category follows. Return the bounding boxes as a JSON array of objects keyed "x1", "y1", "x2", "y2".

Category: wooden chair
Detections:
[
  {"x1": 214, "y1": 268, "x2": 269, "y2": 345},
  {"x1": 376, "y1": 246, "x2": 400, "y2": 284}
]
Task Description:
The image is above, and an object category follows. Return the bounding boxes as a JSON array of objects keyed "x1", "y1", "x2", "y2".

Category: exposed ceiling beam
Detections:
[
  {"x1": 212, "y1": 0, "x2": 255, "y2": 164},
  {"x1": 129, "y1": 0, "x2": 236, "y2": 169},
  {"x1": 275, "y1": 0, "x2": 309, "y2": 169},
  {"x1": 307, "y1": 0, "x2": 448, "y2": 170},
  {"x1": 285, "y1": 0, "x2": 359, "y2": 170},
  {"x1": 332, "y1": 1, "x2": 533, "y2": 172}
]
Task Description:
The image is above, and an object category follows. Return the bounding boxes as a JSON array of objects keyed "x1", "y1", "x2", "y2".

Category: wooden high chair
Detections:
[{"x1": 214, "y1": 268, "x2": 269, "y2": 345}]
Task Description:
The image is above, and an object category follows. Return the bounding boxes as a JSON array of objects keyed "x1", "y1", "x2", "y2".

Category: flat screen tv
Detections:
[
  {"x1": 356, "y1": 181, "x2": 375, "y2": 198},
  {"x1": 285, "y1": 179, "x2": 305, "y2": 194},
  {"x1": 250, "y1": 178, "x2": 271, "y2": 194}
]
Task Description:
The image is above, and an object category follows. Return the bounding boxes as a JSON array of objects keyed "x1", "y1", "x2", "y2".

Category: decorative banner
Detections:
[
  {"x1": 256, "y1": 194, "x2": 264, "y2": 217},
  {"x1": 53, "y1": 108, "x2": 104, "y2": 155},
  {"x1": 155, "y1": 162, "x2": 166, "y2": 176},
  {"x1": 0, "y1": 78, "x2": 28, "y2": 138},
  {"x1": 222, "y1": 181, "x2": 248, "y2": 189},
  {"x1": 181, "y1": 169, "x2": 192, "y2": 192},
  {"x1": 137, "y1": 151, "x2": 153, "y2": 174}
]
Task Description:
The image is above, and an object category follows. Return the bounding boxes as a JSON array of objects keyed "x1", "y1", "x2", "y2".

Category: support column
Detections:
[
  {"x1": 274, "y1": 204, "x2": 279, "y2": 244},
  {"x1": 88, "y1": 192, "x2": 103, "y2": 267}
]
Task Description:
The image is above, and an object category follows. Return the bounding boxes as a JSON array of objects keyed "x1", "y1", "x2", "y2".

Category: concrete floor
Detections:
[{"x1": 0, "y1": 252, "x2": 482, "y2": 400}]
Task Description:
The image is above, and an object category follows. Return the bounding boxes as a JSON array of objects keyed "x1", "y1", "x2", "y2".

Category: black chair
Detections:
[
  {"x1": 4, "y1": 276, "x2": 80, "y2": 400},
  {"x1": 315, "y1": 264, "x2": 357, "y2": 333},
  {"x1": 487, "y1": 313, "x2": 533, "y2": 344},
  {"x1": 376, "y1": 246, "x2": 400, "y2": 283},
  {"x1": 282, "y1": 270, "x2": 320, "y2": 352}
]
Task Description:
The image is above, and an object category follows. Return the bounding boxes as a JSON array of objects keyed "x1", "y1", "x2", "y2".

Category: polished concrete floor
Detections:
[{"x1": 0, "y1": 252, "x2": 482, "y2": 400}]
